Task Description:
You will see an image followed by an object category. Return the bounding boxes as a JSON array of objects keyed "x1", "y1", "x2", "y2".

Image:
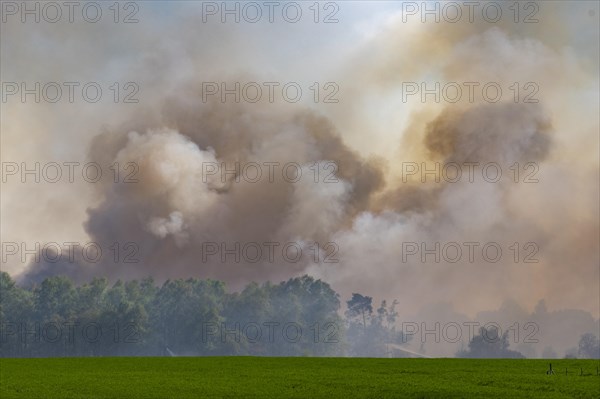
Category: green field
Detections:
[{"x1": 1, "y1": 357, "x2": 598, "y2": 398}]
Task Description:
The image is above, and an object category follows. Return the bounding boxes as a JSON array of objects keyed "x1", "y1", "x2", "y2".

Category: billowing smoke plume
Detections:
[
  {"x1": 16, "y1": 95, "x2": 384, "y2": 287},
  {"x1": 3, "y1": 1, "x2": 598, "y2": 355}
]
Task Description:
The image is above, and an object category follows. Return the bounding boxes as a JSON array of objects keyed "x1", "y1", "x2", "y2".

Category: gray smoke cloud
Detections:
[{"x1": 3, "y1": 1, "x2": 598, "y2": 356}]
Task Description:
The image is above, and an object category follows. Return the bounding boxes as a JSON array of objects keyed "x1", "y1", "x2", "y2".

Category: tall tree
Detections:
[{"x1": 345, "y1": 293, "x2": 372, "y2": 328}]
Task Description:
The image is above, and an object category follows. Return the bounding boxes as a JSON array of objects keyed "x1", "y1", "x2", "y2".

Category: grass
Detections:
[{"x1": 1, "y1": 357, "x2": 599, "y2": 398}]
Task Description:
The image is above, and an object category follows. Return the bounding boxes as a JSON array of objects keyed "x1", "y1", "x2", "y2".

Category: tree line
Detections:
[
  {"x1": 0, "y1": 273, "x2": 404, "y2": 357},
  {"x1": 2, "y1": 272, "x2": 597, "y2": 358}
]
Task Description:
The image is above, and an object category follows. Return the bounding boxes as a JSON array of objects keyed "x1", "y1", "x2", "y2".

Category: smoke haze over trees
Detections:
[
  {"x1": 1, "y1": 273, "x2": 399, "y2": 358},
  {"x1": 2, "y1": 272, "x2": 597, "y2": 359}
]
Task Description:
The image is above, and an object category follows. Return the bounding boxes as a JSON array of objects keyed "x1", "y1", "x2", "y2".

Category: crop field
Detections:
[{"x1": 1, "y1": 357, "x2": 598, "y2": 398}]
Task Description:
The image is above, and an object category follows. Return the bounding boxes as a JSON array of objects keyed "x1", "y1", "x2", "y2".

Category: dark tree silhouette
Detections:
[
  {"x1": 457, "y1": 326, "x2": 524, "y2": 358},
  {"x1": 345, "y1": 293, "x2": 373, "y2": 328}
]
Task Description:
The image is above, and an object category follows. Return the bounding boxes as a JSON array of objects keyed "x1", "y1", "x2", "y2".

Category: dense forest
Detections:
[{"x1": 0, "y1": 273, "x2": 404, "y2": 357}]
